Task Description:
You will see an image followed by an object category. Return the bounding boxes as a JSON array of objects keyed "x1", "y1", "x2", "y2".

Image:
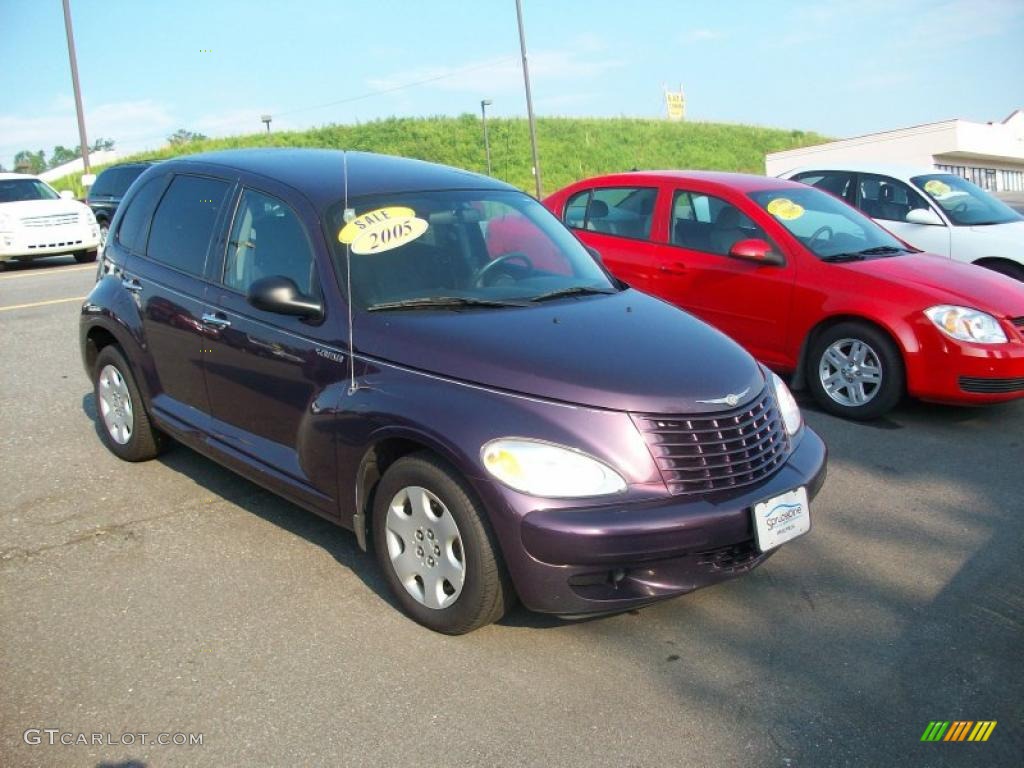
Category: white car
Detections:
[
  {"x1": 780, "y1": 164, "x2": 1024, "y2": 280},
  {"x1": 0, "y1": 173, "x2": 101, "y2": 270}
]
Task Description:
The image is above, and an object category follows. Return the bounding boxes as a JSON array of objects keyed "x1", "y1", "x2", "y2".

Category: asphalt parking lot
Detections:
[{"x1": 1, "y1": 258, "x2": 1021, "y2": 768}]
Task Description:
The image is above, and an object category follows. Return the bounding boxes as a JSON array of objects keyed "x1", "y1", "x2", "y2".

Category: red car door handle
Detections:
[{"x1": 659, "y1": 262, "x2": 687, "y2": 275}]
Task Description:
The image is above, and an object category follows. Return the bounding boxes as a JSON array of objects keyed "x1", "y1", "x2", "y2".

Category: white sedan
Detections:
[
  {"x1": 0, "y1": 173, "x2": 101, "y2": 270},
  {"x1": 780, "y1": 163, "x2": 1024, "y2": 280}
]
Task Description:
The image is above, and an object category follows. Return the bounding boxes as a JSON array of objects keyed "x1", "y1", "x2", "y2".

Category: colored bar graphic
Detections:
[{"x1": 921, "y1": 720, "x2": 996, "y2": 742}]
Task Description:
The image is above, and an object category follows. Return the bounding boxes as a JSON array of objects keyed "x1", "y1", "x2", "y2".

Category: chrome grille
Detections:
[
  {"x1": 633, "y1": 388, "x2": 789, "y2": 496},
  {"x1": 21, "y1": 213, "x2": 79, "y2": 228}
]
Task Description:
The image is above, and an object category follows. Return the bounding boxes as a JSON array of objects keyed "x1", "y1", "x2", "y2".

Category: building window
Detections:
[{"x1": 1000, "y1": 170, "x2": 1024, "y2": 193}]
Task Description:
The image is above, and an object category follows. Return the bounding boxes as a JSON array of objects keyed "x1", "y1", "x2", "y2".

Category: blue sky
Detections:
[{"x1": 2, "y1": 0, "x2": 1023, "y2": 168}]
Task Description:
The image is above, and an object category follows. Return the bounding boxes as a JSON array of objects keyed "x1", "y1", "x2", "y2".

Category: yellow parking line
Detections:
[
  {"x1": 0, "y1": 264, "x2": 96, "y2": 280},
  {"x1": 0, "y1": 296, "x2": 86, "y2": 312}
]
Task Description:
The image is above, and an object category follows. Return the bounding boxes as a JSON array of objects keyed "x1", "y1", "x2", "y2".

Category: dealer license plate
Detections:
[{"x1": 753, "y1": 487, "x2": 810, "y2": 552}]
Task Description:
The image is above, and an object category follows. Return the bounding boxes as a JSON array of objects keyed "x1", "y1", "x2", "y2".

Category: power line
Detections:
[{"x1": 275, "y1": 56, "x2": 517, "y2": 118}]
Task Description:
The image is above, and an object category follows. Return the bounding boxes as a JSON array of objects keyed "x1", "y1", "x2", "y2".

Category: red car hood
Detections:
[{"x1": 846, "y1": 253, "x2": 1024, "y2": 315}]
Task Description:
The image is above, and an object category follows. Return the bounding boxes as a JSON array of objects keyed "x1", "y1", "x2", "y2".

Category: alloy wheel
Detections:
[
  {"x1": 818, "y1": 337, "x2": 882, "y2": 407},
  {"x1": 98, "y1": 364, "x2": 134, "y2": 444},
  {"x1": 385, "y1": 485, "x2": 466, "y2": 610}
]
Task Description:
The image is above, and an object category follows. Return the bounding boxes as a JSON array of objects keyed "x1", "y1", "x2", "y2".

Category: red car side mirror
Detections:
[{"x1": 729, "y1": 238, "x2": 783, "y2": 266}]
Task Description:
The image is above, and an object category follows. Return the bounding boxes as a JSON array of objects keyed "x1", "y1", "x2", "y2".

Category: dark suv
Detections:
[
  {"x1": 86, "y1": 162, "x2": 154, "y2": 247},
  {"x1": 80, "y1": 149, "x2": 827, "y2": 634}
]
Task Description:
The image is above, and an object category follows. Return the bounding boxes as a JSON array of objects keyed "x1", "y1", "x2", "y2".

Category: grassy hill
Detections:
[{"x1": 51, "y1": 115, "x2": 829, "y2": 198}]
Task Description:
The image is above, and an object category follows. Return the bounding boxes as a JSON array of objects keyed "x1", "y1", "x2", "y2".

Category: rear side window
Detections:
[
  {"x1": 792, "y1": 171, "x2": 854, "y2": 201},
  {"x1": 90, "y1": 166, "x2": 146, "y2": 197},
  {"x1": 146, "y1": 175, "x2": 232, "y2": 275},
  {"x1": 223, "y1": 189, "x2": 317, "y2": 296},
  {"x1": 116, "y1": 175, "x2": 168, "y2": 253},
  {"x1": 565, "y1": 187, "x2": 657, "y2": 240}
]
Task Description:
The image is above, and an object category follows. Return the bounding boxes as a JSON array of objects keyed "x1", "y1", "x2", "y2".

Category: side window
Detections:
[
  {"x1": 564, "y1": 190, "x2": 590, "y2": 229},
  {"x1": 146, "y1": 175, "x2": 232, "y2": 275},
  {"x1": 574, "y1": 187, "x2": 657, "y2": 240},
  {"x1": 115, "y1": 175, "x2": 168, "y2": 253},
  {"x1": 223, "y1": 189, "x2": 317, "y2": 296},
  {"x1": 858, "y1": 174, "x2": 930, "y2": 222},
  {"x1": 671, "y1": 190, "x2": 774, "y2": 257},
  {"x1": 792, "y1": 171, "x2": 854, "y2": 201}
]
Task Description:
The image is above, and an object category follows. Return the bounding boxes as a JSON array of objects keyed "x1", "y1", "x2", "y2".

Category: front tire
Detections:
[
  {"x1": 93, "y1": 345, "x2": 164, "y2": 461},
  {"x1": 807, "y1": 321, "x2": 904, "y2": 420},
  {"x1": 372, "y1": 452, "x2": 512, "y2": 634},
  {"x1": 75, "y1": 250, "x2": 97, "y2": 264}
]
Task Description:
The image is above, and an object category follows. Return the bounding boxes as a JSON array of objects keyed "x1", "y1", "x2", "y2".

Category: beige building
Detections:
[{"x1": 766, "y1": 110, "x2": 1024, "y2": 193}]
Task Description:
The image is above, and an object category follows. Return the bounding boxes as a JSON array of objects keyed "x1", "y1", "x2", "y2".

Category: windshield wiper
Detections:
[
  {"x1": 821, "y1": 245, "x2": 907, "y2": 263},
  {"x1": 527, "y1": 286, "x2": 617, "y2": 303},
  {"x1": 366, "y1": 296, "x2": 528, "y2": 312}
]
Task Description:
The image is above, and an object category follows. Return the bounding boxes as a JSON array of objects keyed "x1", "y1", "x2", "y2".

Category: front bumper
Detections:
[
  {"x1": 0, "y1": 224, "x2": 100, "y2": 260},
  {"x1": 905, "y1": 322, "x2": 1024, "y2": 405},
  {"x1": 496, "y1": 428, "x2": 827, "y2": 615}
]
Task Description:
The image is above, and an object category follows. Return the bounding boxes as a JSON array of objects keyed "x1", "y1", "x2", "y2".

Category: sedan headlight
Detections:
[
  {"x1": 81, "y1": 208, "x2": 97, "y2": 225},
  {"x1": 481, "y1": 438, "x2": 627, "y2": 497},
  {"x1": 770, "y1": 372, "x2": 802, "y2": 436},
  {"x1": 0, "y1": 212, "x2": 12, "y2": 232},
  {"x1": 924, "y1": 305, "x2": 1007, "y2": 344}
]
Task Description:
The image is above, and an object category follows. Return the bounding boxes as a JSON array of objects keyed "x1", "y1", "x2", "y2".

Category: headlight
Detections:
[
  {"x1": 81, "y1": 208, "x2": 97, "y2": 225},
  {"x1": 0, "y1": 212, "x2": 12, "y2": 232},
  {"x1": 924, "y1": 305, "x2": 1007, "y2": 344},
  {"x1": 481, "y1": 438, "x2": 627, "y2": 497},
  {"x1": 770, "y1": 372, "x2": 802, "y2": 436}
]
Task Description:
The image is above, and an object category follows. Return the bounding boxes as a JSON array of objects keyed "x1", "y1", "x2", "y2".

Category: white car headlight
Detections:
[
  {"x1": 924, "y1": 305, "x2": 1007, "y2": 344},
  {"x1": 0, "y1": 212, "x2": 12, "y2": 232},
  {"x1": 481, "y1": 438, "x2": 627, "y2": 497},
  {"x1": 770, "y1": 372, "x2": 802, "y2": 436},
  {"x1": 81, "y1": 208, "x2": 97, "y2": 225}
]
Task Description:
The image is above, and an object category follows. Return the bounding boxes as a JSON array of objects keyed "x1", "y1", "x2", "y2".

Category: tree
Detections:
[
  {"x1": 91, "y1": 137, "x2": 115, "y2": 152},
  {"x1": 167, "y1": 129, "x2": 208, "y2": 147},
  {"x1": 50, "y1": 145, "x2": 78, "y2": 168},
  {"x1": 13, "y1": 150, "x2": 46, "y2": 174}
]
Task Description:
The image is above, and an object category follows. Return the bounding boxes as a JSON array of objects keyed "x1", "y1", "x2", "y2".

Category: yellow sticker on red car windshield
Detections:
[
  {"x1": 766, "y1": 197, "x2": 805, "y2": 220},
  {"x1": 338, "y1": 206, "x2": 429, "y2": 255},
  {"x1": 923, "y1": 179, "x2": 952, "y2": 197}
]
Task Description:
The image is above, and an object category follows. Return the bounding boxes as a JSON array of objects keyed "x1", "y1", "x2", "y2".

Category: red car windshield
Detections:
[{"x1": 749, "y1": 186, "x2": 909, "y2": 260}]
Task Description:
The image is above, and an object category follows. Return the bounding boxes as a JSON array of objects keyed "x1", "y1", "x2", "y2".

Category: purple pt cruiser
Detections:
[{"x1": 80, "y1": 149, "x2": 827, "y2": 633}]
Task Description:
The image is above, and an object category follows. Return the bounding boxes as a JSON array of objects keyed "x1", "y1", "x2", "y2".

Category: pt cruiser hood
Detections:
[
  {"x1": 357, "y1": 289, "x2": 766, "y2": 414},
  {"x1": 847, "y1": 252, "x2": 1024, "y2": 314}
]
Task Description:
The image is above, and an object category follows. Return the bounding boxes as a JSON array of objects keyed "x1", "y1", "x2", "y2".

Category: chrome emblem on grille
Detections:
[{"x1": 696, "y1": 387, "x2": 751, "y2": 407}]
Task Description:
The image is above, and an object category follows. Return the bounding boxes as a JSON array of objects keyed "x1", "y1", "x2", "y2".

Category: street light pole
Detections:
[
  {"x1": 514, "y1": 0, "x2": 542, "y2": 199},
  {"x1": 480, "y1": 99, "x2": 493, "y2": 176},
  {"x1": 61, "y1": 0, "x2": 91, "y2": 176}
]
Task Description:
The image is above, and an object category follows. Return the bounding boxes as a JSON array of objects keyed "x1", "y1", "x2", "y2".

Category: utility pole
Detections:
[
  {"x1": 480, "y1": 99, "x2": 493, "y2": 176},
  {"x1": 515, "y1": 0, "x2": 542, "y2": 199},
  {"x1": 62, "y1": 0, "x2": 91, "y2": 175}
]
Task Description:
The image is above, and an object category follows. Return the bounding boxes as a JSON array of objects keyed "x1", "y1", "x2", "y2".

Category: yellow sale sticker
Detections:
[
  {"x1": 766, "y1": 197, "x2": 805, "y2": 220},
  {"x1": 923, "y1": 179, "x2": 952, "y2": 197},
  {"x1": 338, "y1": 206, "x2": 428, "y2": 255}
]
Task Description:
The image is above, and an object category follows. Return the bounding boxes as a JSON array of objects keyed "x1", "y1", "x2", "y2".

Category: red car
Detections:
[{"x1": 543, "y1": 172, "x2": 1024, "y2": 419}]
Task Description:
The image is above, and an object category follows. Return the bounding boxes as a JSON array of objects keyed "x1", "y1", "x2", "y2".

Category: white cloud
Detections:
[
  {"x1": 365, "y1": 47, "x2": 622, "y2": 98},
  {"x1": 686, "y1": 29, "x2": 721, "y2": 42}
]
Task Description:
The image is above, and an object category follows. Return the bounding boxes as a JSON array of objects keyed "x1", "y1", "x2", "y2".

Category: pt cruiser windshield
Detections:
[{"x1": 326, "y1": 190, "x2": 617, "y2": 310}]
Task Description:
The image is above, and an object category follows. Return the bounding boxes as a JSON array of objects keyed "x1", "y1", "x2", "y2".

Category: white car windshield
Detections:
[
  {"x1": 0, "y1": 178, "x2": 60, "y2": 203},
  {"x1": 912, "y1": 173, "x2": 1022, "y2": 226}
]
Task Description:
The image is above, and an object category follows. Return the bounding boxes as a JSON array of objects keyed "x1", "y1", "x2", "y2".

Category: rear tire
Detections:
[
  {"x1": 93, "y1": 345, "x2": 164, "y2": 461},
  {"x1": 806, "y1": 321, "x2": 904, "y2": 420},
  {"x1": 372, "y1": 452, "x2": 512, "y2": 634}
]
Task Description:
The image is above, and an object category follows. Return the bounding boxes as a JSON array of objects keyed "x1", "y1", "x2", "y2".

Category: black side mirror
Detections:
[
  {"x1": 248, "y1": 276, "x2": 323, "y2": 321},
  {"x1": 585, "y1": 245, "x2": 603, "y2": 263}
]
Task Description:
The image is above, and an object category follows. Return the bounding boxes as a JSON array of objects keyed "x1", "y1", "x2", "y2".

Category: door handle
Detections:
[
  {"x1": 659, "y1": 262, "x2": 687, "y2": 275},
  {"x1": 121, "y1": 276, "x2": 143, "y2": 293},
  {"x1": 201, "y1": 312, "x2": 232, "y2": 329}
]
